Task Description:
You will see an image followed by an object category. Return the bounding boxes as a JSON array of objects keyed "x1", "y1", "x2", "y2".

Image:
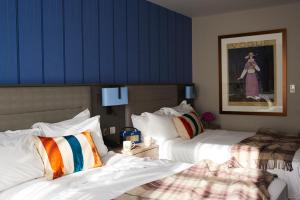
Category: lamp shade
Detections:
[
  {"x1": 101, "y1": 87, "x2": 128, "y2": 106},
  {"x1": 185, "y1": 86, "x2": 195, "y2": 99}
]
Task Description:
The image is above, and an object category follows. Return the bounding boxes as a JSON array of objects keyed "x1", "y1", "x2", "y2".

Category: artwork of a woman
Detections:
[{"x1": 237, "y1": 52, "x2": 261, "y2": 100}]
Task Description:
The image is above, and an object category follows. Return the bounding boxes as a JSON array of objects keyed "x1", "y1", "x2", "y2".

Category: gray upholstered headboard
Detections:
[
  {"x1": 125, "y1": 85, "x2": 185, "y2": 126},
  {"x1": 0, "y1": 86, "x2": 91, "y2": 131}
]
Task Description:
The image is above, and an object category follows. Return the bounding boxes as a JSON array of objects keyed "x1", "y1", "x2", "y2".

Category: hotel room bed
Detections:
[
  {"x1": 0, "y1": 86, "x2": 290, "y2": 200},
  {"x1": 159, "y1": 129, "x2": 300, "y2": 200},
  {"x1": 0, "y1": 152, "x2": 287, "y2": 200}
]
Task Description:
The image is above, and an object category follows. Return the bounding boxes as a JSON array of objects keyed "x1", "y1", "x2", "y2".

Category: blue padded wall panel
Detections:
[
  {"x1": 18, "y1": 0, "x2": 43, "y2": 84},
  {"x1": 99, "y1": 0, "x2": 114, "y2": 83},
  {"x1": 149, "y1": 3, "x2": 160, "y2": 83},
  {"x1": 138, "y1": 0, "x2": 150, "y2": 83},
  {"x1": 183, "y1": 16, "x2": 192, "y2": 83},
  {"x1": 43, "y1": 0, "x2": 64, "y2": 84},
  {"x1": 175, "y1": 13, "x2": 184, "y2": 83},
  {"x1": 83, "y1": 0, "x2": 100, "y2": 83},
  {"x1": 114, "y1": 0, "x2": 127, "y2": 83},
  {"x1": 159, "y1": 7, "x2": 168, "y2": 83},
  {"x1": 127, "y1": 0, "x2": 139, "y2": 83},
  {"x1": 0, "y1": 0, "x2": 192, "y2": 85},
  {"x1": 0, "y1": 0, "x2": 18, "y2": 84},
  {"x1": 168, "y1": 11, "x2": 176, "y2": 83},
  {"x1": 64, "y1": 0, "x2": 83, "y2": 83}
]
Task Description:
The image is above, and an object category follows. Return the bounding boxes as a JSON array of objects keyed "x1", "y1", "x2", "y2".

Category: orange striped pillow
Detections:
[
  {"x1": 173, "y1": 111, "x2": 204, "y2": 139},
  {"x1": 34, "y1": 131, "x2": 102, "y2": 180}
]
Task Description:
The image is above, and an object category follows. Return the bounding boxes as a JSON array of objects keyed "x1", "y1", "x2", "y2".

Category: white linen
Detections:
[
  {"x1": 143, "y1": 112, "x2": 179, "y2": 143},
  {"x1": 32, "y1": 109, "x2": 90, "y2": 130},
  {"x1": 0, "y1": 152, "x2": 191, "y2": 200},
  {"x1": 0, "y1": 152, "x2": 287, "y2": 200},
  {"x1": 131, "y1": 101, "x2": 194, "y2": 137},
  {"x1": 158, "y1": 100, "x2": 194, "y2": 116},
  {"x1": 131, "y1": 114, "x2": 148, "y2": 136},
  {"x1": 72, "y1": 108, "x2": 91, "y2": 119},
  {"x1": 159, "y1": 129, "x2": 300, "y2": 200},
  {"x1": 132, "y1": 113, "x2": 179, "y2": 144},
  {"x1": 0, "y1": 131, "x2": 44, "y2": 191},
  {"x1": 160, "y1": 129, "x2": 255, "y2": 164}
]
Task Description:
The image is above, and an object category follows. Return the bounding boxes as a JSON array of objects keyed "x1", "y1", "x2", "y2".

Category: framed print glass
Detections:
[{"x1": 218, "y1": 29, "x2": 287, "y2": 116}]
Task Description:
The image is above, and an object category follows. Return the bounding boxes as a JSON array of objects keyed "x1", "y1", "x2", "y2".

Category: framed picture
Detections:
[{"x1": 218, "y1": 29, "x2": 287, "y2": 116}]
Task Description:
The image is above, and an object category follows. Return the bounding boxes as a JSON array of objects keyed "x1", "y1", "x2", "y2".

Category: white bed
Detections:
[
  {"x1": 159, "y1": 129, "x2": 300, "y2": 200},
  {"x1": 0, "y1": 152, "x2": 287, "y2": 200}
]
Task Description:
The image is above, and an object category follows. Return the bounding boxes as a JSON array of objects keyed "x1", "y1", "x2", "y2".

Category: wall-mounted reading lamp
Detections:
[
  {"x1": 101, "y1": 86, "x2": 128, "y2": 114},
  {"x1": 185, "y1": 85, "x2": 195, "y2": 100}
]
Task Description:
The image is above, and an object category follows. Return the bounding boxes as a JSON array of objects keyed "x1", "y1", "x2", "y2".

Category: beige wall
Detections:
[{"x1": 192, "y1": 3, "x2": 300, "y2": 133}]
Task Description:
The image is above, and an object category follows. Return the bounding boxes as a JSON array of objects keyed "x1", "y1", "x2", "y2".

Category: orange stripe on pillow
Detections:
[
  {"x1": 179, "y1": 117, "x2": 193, "y2": 138},
  {"x1": 82, "y1": 131, "x2": 102, "y2": 168},
  {"x1": 38, "y1": 137, "x2": 65, "y2": 179}
]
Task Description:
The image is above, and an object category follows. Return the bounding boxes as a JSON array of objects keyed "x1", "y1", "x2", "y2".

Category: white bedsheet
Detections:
[
  {"x1": 159, "y1": 129, "x2": 300, "y2": 200},
  {"x1": 0, "y1": 151, "x2": 287, "y2": 200}
]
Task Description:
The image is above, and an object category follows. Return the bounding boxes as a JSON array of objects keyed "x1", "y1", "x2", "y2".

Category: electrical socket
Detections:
[
  {"x1": 290, "y1": 84, "x2": 296, "y2": 93},
  {"x1": 109, "y1": 126, "x2": 116, "y2": 135}
]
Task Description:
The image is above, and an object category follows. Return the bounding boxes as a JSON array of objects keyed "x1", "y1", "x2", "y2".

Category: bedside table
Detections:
[{"x1": 112, "y1": 143, "x2": 159, "y2": 159}]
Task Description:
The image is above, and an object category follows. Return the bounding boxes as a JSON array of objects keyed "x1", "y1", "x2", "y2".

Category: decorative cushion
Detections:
[
  {"x1": 33, "y1": 115, "x2": 108, "y2": 157},
  {"x1": 173, "y1": 111, "x2": 204, "y2": 139},
  {"x1": 34, "y1": 131, "x2": 102, "y2": 180}
]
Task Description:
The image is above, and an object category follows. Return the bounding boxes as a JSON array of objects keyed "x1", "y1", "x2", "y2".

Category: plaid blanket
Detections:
[
  {"x1": 115, "y1": 160, "x2": 276, "y2": 200},
  {"x1": 230, "y1": 128, "x2": 300, "y2": 171}
]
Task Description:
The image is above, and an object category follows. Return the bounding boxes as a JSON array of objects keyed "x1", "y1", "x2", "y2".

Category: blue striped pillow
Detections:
[{"x1": 34, "y1": 131, "x2": 102, "y2": 179}]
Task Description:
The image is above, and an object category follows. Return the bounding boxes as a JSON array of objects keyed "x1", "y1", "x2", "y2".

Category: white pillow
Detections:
[
  {"x1": 0, "y1": 130, "x2": 44, "y2": 191},
  {"x1": 32, "y1": 109, "x2": 91, "y2": 131},
  {"x1": 73, "y1": 108, "x2": 91, "y2": 119},
  {"x1": 141, "y1": 113, "x2": 178, "y2": 144},
  {"x1": 159, "y1": 100, "x2": 194, "y2": 116},
  {"x1": 33, "y1": 116, "x2": 108, "y2": 157},
  {"x1": 131, "y1": 114, "x2": 148, "y2": 136}
]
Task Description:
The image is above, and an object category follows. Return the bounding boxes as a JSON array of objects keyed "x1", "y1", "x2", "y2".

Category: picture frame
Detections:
[{"x1": 218, "y1": 29, "x2": 287, "y2": 116}]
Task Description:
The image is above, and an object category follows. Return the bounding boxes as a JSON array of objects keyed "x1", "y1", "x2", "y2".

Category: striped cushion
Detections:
[
  {"x1": 34, "y1": 131, "x2": 102, "y2": 179},
  {"x1": 173, "y1": 111, "x2": 204, "y2": 139}
]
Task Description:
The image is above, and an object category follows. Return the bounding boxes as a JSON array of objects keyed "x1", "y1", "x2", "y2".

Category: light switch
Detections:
[{"x1": 290, "y1": 84, "x2": 296, "y2": 93}]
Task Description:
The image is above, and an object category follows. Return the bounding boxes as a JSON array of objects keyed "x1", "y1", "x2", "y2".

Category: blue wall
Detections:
[{"x1": 0, "y1": 0, "x2": 192, "y2": 85}]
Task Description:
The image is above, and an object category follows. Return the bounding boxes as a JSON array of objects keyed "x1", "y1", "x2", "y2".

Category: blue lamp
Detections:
[
  {"x1": 102, "y1": 87, "x2": 128, "y2": 106},
  {"x1": 185, "y1": 85, "x2": 195, "y2": 99}
]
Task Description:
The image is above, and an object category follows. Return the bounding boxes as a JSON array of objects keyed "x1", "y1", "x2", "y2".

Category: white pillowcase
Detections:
[
  {"x1": 132, "y1": 113, "x2": 178, "y2": 144},
  {"x1": 0, "y1": 129, "x2": 44, "y2": 191},
  {"x1": 131, "y1": 114, "x2": 148, "y2": 137},
  {"x1": 72, "y1": 108, "x2": 91, "y2": 119},
  {"x1": 32, "y1": 109, "x2": 91, "y2": 132},
  {"x1": 159, "y1": 100, "x2": 194, "y2": 116},
  {"x1": 33, "y1": 115, "x2": 108, "y2": 157}
]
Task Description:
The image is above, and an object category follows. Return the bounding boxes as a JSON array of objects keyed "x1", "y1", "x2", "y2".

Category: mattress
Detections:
[
  {"x1": 0, "y1": 151, "x2": 287, "y2": 200},
  {"x1": 159, "y1": 129, "x2": 300, "y2": 200}
]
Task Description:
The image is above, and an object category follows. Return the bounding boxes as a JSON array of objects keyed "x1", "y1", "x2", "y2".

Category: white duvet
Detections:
[
  {"x1": 159, "y1": 129, "x2": 300, "y2": 200},
  {"x1": 0, "y1": 151, "x2": 287, "y2": 200}
]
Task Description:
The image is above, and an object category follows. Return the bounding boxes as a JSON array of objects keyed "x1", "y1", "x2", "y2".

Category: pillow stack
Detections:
[
  {"x1": 0, "y1": 108, "x2": 108, "y2": 190},
  {"x1": 131, "y1": 101, "x2": 205, "y2": 142},
  {"x1": 32, "y1": 115, "x2": 108, "y2": 157},
  {"x1": 32, "y1": 109, "x2": 108, "y2": 179}
]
